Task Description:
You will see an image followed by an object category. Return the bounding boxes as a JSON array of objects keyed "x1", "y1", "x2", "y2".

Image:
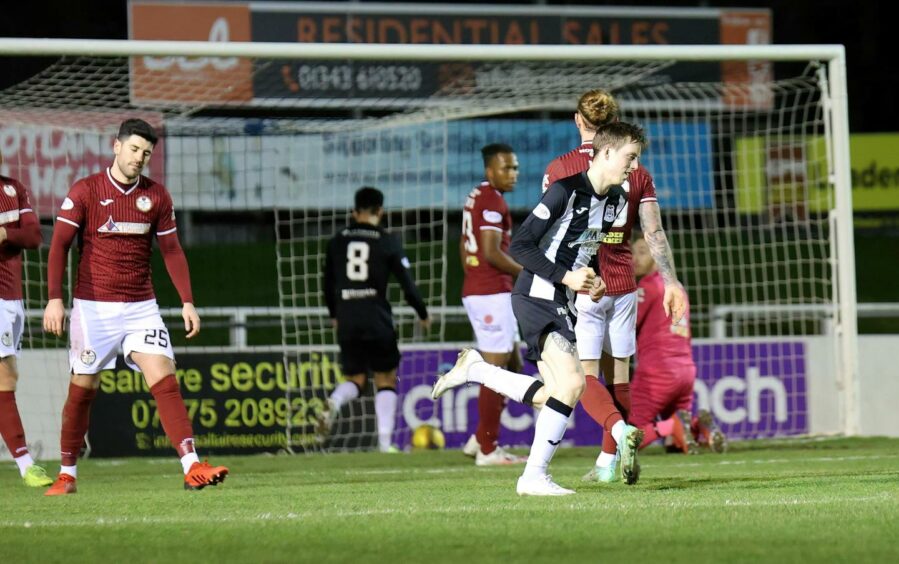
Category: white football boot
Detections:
[
  {"x1": 476, "y1": 446, "x2": 527, "y2": 466},
  {"x1": 516, "y1": 474, "x2": 575, "y2": 496},
  {"x1": 431, "y1": 348, "x2": 483, "y2": 400}
]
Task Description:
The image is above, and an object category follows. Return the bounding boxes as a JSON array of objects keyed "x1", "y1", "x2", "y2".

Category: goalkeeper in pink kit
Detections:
[{"x1": 630, "y1": 234, "x2": 726, "y2": 453}]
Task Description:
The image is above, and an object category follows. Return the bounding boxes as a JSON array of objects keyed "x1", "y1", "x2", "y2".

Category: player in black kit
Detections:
[{"x1": 319, "y1": 186, "x2": 430, "y2": 451}]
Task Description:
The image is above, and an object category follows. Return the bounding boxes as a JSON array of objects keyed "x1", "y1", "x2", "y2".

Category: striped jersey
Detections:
[
  {"x1": 461, "y1": 181, "x2": 513, "y2": 297},
  {"x1": 55, "y1": 168, "x2": 178, "y2": 302},
  {"x1": 511, "y1": 172, "x2": 626, "y2": 307},
  {"x1": 0, "y1": 176, "x2": 38, "y2": 300},
  {"x1": 543, "y1": 143, "x2": 658, "y2": 295}
]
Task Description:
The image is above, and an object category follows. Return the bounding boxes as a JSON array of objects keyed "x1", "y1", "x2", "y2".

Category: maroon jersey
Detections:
[
  {"x1": 635, "y1": 271, "x2": 693, "y2": 372},
  {"x1": 0, "y1": 177, "x2": 37, "y2": 300},
  {"x1": 461, "y1": 181, "x2": 513, "y2": 297},
  {"x1": 55, "y1": 168, "x2": 178, "y2": 302},
  {"x1": 543, "y1": 144, "x2": 658, "y2": 295}
]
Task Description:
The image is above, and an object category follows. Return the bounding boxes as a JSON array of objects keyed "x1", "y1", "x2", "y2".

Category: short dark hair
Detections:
[
  {"x1": 481, "y1": 143, "x2": 514, "y2": 167},
  {"x1": 117, "y1": 118, "x2": 158, "y2": 145},
  {"x1": 591, "y1": 122, "x2": 647, "y2": 154},
  {"x1": 354, "y1": 186, "x2": 384, "y2": 212}
]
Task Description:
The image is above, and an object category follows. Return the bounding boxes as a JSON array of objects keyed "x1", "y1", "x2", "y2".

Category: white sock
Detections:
[
  {"x1": 375, "y1": 388, "x2": 398, "y2": 451},
  {"x1": 14, "y1": 453, "x2": 34, "y2": 477},
  {"x1": 468, "y1": 362, "x2": 540, "y2": 403},
  {"x1": 596, "y1": 451, "x2": 617, "y2": 467},
  {"x1": 60, "y1": 464, "x2": 77, "y2": 478},
  {"x1": 180, "y1": 452, "x2": 201, "y2": 474},
  {"x1": 611, "y1": 420, "x2": 626, "y2": 444},
  {"x1": 521, "y1": 398, "x2": 571, "y2": 479},
  {"x1": 330, "y1": 381, "x2": 360, "y2": 411}
]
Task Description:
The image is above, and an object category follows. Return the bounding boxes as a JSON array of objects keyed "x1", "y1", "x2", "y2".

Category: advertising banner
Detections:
[
  {"x1": 128, "y1": 2, "x2": 772, "y2": 109},
  {"x1": 0, "y1": 110, "x2": 165, "y2": 217},
  {"x1": 87, "y1": 341, "x2": 806, "y2": 456},
  {"x1": 163, "y1": 119, "x2": 713, "y2": 212}
]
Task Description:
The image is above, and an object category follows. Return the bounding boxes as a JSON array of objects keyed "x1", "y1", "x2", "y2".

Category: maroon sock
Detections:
[
  {"x1": 150, "y1": 375, "x2": 196, "y2": 457},
  {"x1": 60, "y1": 383, "x2": 98, "y2": 466},
  {"x1": 582, "y1": 377, "x2": 622, "y2": 455},
  {"x1": 613, "y1": 383, "x2": 631, "y2": 422},
  {"x1": 475, "y1": 386, "x2": 505, "y2": 455},
  {"x1": 0, "y1": 391, "x2": 28, "y2": 457}
]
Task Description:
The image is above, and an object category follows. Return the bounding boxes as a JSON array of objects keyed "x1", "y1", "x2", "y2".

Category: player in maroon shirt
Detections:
[
  {"x1": 631, "y1": 234, "x2": 726, "y2": 453},
  {"x1": 542, "y1": 89, "x2": 686, "y2": 482},
  {"x1": 0, "y1": 154, "x2": 54, "y2": 488},
  {"x1": 459, "y1": 144, "x2": 526, "y2": 466},
  {"x1": 41, "y1": 119, "x2": 228, "y2": 495}
]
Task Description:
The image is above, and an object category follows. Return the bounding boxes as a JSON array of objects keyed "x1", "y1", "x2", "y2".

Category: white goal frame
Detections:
[{"x1": 0, "y1": 39, "x2": 859, "y2": 436}]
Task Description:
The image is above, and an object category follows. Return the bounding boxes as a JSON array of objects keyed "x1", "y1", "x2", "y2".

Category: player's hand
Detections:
[
  {"x1": 589, "y1": 276, "x2": 607, "y2": 302},
  {"x1": 419, "y1": 317, "x2": 432, "y2": 333},
  {"x1": 663, "y1": 283, "x2": 687, "y2": 324},
  {"x1": 43, "y1": 298, "x2": 66, "y2": 336},
  {"x1": 0, "y1": 227, "x2": 6, "y2": 244},
  {"x1": 330, "y1": 318, "x2": 338, "y2": 329},
  {"x1": 562, "y1": 267, "x2": 595, "y2": 292},
  {"x1": 182, "y1": 302, "x2": 200, "y2": 339}
]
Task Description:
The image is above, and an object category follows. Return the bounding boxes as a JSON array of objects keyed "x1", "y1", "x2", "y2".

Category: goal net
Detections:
[{"x1": 0, "y1": 42, "x2": 855, "y2": 460}]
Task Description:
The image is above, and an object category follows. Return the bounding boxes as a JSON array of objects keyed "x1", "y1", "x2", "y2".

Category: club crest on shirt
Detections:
[
  {"x1": 136, "y1": 195, "x2": 153, "y2": 212},
  {"x1": 1, "y1": 331, "x2": 12, "y2": 347},
  {"x1": 3, "y1": 184, "x2": 15, "y2": 197},
  {"x1": 80, "y1": 349, "x2": 97, "y2": 366}
]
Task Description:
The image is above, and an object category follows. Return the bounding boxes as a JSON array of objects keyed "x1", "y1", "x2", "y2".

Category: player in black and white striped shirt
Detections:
[{"x1": 433, "y1": 122, "x2": 647, "y2": 495}]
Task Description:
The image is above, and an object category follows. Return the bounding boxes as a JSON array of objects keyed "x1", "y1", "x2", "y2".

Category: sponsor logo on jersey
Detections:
[
  {"x1": 601, "y1": 232, "x2": 625, "y2": 245},
  {"x1": 136, "y1": 195, "x2": 153, "y2": 212},
  {"x1": 100, "y1": 199, "x2": 114, "y2": 206},
  {"x1": 567, "y1": 227, "x2": 604, "y2": 252},
  {"x1": 482, "y1": 209, "x2": 502, "y2": 223},
  {"x1": 0, "y1": 209, "x2": 20, "y2": 226},
  {"x1": 533, "y1": 203, "x2": 551, "y2": 220},
  {"x1": 97, "y1": 216, "x2": 151, "y2": 235},
  {"x1": 80, "y1": 349, "x2": 97, "y2": 366},
  {"x1": 1, "y1": 331, "x2": 12, "y2": 347},
  {"x1": 61, "y1": 197, "x2": 74, "y2": 211},
  {"x1": 341, "y1": 288, "x2": 377, "y2": 300},
  {"x1": 3, "y1": 184, "x2": 16, "y2": 197},
  {"x1": 574, "y1": 206, "x2": 589, "y2": 215}
]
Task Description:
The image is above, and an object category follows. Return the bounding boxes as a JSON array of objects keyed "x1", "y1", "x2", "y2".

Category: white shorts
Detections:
[
  {"x1": 69, "y1": 298, "x2": 174, "y2": 374},
  {"x1": 574, "y1": 291, "x2": 637, "y2": 360},
  {"x1": 462, "y1": 293, "x2": 518, "y2": 354},
  {"x1": 0, "y1": 299, "x2": 25, "y2": 358}
]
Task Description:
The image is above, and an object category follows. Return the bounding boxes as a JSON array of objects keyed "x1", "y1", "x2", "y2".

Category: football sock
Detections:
[
  {"x1": 375, "y1": 387, "x2": 398, "y2": 451},
  {"x1": 612, "y1": 383, "x2": 631, "y2": 421},
  {"x1": 0, "y1": 391, "x2": 29, "y2": 465},
  {"x1": 150, "y1": 375, "x2": 197, "y2": 459},
  {"x1": 610, "y1": 420, "x2": 627, "y2": 444},
  {"x1": 581, "y1": 376, "x2": 623, "y2": 458},
  {"x1": 597, "y1": 420, "x2": 628, "y2": 466},
  {"x1": 330, "y1": 381, "x2": 361, "y2": 411},
  {"x1": 60, "y1": 382, "x2": 97, "y2": 466},
  {"x1": 467, "y1": 362, "x2": 538, "y2": 403},
  {"x1": 60, "y1": 465, "x2": 77, "y2": 478},
  {"x1": 14, "y1": 453, "x2": 35, "y2": 477},
  {"x1": 475, "y1": 386, "x2": 505, "y2": 455},
  {"x1": 522, "y1": 397, "x2": 571, "y2": 479},
  {"x1": 180, "y1": 452, "x2": 201, "y2": 474},
  {"x1": 596, "y1": 451, "x2": 616, "y2": 467}
]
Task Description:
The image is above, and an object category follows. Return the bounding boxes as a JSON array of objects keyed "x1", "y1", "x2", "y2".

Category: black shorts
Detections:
[
  {"x1": 511, "y1": 294, "x2": 576, "y2": 363},
  {"x1": 338, "y1": 336, "x2": 401, "y2": 375}
]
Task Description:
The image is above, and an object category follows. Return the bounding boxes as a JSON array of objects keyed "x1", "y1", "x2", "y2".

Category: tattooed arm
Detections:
[{"x1": 639, "y1": 200, "x2": 686, "y2": 323}]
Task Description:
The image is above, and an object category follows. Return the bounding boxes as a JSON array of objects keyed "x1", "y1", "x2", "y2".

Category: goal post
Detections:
[{"x1": 0, "y1": 39, "x2": 858, "y2": 459}]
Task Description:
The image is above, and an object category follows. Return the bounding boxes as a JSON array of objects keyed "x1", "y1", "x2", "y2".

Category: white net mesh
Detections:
[{"x1": 0, "y1": 49, "x2": 844, "y2": 460}]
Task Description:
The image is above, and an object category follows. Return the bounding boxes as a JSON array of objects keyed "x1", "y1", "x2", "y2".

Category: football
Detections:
[{"x1": 411, "y1": 424, "x2": 446, "y2": 450}]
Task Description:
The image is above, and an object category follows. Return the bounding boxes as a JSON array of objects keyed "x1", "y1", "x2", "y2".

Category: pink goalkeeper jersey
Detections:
[
  {"x1": 543, "y1": 142, "x2": 658, "y2": 296},
  {"x1": 56, "y1": 168, "x2": 177, "y2": 302},
  {"x1": 635, "y1": 271, "x2": 693, "y2": 371}
]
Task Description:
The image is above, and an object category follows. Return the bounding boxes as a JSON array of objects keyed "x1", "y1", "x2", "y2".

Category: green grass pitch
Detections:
[{"x1": 3, "y1": 437, "x2": 898, "y2": 563}]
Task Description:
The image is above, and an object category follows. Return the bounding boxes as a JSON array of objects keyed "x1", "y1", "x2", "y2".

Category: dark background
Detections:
[{"x1": 0, "y1": 0, "x2": 893, "y2": 133}]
